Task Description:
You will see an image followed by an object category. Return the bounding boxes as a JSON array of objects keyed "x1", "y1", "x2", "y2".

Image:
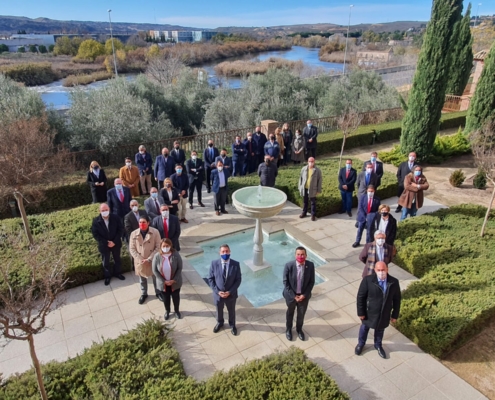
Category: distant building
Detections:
[
  {"x1": 149, "y1": 30, "x2": 220, "y2": 43},
  {"x1": 0, "y1": 34, "x2": 55, "y2": 52},
  {"x1": 356, "y1": 49, "x2": 394, "y2": 67}
]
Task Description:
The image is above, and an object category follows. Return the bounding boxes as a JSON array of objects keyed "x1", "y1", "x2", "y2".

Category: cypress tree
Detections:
[
  {"x1": 400, "y1": 0, "x2": 463, "y2": 158},
  {"x1": 446, "y1": 3, "x2": 474, "y2": 96},
  {"x1": 465, "y1": 40, "x2": 495, "y2": 133}
]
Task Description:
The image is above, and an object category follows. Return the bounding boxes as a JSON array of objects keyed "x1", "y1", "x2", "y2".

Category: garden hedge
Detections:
[
  {"x1": 394, "y1": 204, "x2": 495, "y2": 357},
  {"x1": 0, "y1": 319, "x2": 349, "y2": 399}
]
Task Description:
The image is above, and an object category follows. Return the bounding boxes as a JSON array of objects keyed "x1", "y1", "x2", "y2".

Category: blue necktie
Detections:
[
  {"x1": 380, "y1": 280, "x2": 386, "y2": 292},
  {"x1": 366, "y1": 174, "x2": 370, "y2": 186},
  {"x1": 210, "y1": 148, "x2": 213, "y2": 160}
]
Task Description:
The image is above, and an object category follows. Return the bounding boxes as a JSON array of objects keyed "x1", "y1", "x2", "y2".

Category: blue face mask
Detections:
[
  {"x1": 346, "y1": 164, "x2": 352, "y2": 169},
  {"x1": 414, "y1": 171, "x2": 421, "y2": 177},
  {"x1": 307, "y1": 124, "x2": 312, "y2": 128},
  {"x1": 176, "y1": 169, "x2": 182, "y2": 174},
  {"x1": 371, "y1": 157, "x2": 377, "y2": 162},
  {"x1": 221, "y1": 254, "x2": 230, "y2": 261},
  {"x1": 115, "y1": 184, "x2": 123, "y2": 191},
  {"x1": 151, "y1": 192, "x2": 158, "y2": 198}
]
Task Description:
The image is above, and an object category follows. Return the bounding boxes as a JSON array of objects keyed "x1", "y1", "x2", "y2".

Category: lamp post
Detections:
[
  {"x1": 343, "y1": 5, "x2": 354, "y2": 75},
  {"x1": 474, "y1": 3, "x2": 482, "y2": 27},
  {"x1": 107, "y1": 9, "x2": 118, "y2": 77}
]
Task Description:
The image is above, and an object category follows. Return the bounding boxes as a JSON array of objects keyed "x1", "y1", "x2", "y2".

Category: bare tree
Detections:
[
  {"x1": 337, "y1": 109, "x2": 363, "y2": 171},
  {"x1": 0, "y1": 231, "x2": 69, "y2": 400},
  {"x1": 145, "y1": 53, "x2": 186, "y2": 86},
  {"x1": 0, "y1": 117, "x2": 74, "y2": 246},
  {"x1": 469, "y1": 120, "x2": 495, "y2": 237}
]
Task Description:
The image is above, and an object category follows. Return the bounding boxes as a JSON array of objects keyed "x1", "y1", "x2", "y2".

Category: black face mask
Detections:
[
  {"x1": 208, "y1": 143, "x2": 213, "y2": 147},
  {"x1": 265, "y1": 160, "x2": 270, "y2": 164},
  {"x1": 270, "y1": 137, "x2": 275, "y2": 141},
  {"x1": 163, "y1": 153, "x2": 168, "y2": 156},
  {"x1": 381, "y1": 212, "x2": 389, "y2": 217},
  {"x1": 175, "y1": 146, "x2": 179, "y2": 149},
  {"x1": 221, "y1": 154, "x2": 226, "y2": 157}
]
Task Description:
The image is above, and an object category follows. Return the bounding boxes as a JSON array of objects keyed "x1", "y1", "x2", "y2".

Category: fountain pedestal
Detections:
[{"x1": 244, "y1": 218, "x2": 272, "y2": 273}]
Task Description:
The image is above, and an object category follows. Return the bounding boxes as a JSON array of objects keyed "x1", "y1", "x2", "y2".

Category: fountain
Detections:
[{"x1": 232, "y1": 185, "x2": 287, "y2": 273}]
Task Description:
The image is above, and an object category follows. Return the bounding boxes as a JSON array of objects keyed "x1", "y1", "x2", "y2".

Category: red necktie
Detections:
[
  {"x1": 367, "y1": 198, "x2": 372, "y2": 213},
  {"x1": 372, "y1": 162, "x2": 376, "y2": 172},
  {"x1": 163, "y1": 218, "x2": 169, "y2": 238},
  {"x1": 346, "y1": 170, "x2": 349, "y2": 179},
  {"x1": 118, "y1": 190, "x2": 124, "y2": 202}
]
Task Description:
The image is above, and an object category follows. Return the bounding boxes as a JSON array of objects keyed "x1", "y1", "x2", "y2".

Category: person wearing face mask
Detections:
[
  {"x1": 152, "y1": 238, "x2": 183, "y2": 320},
  {"x1": 359, "y1": 230, "x2": 394, "y2": 278},
  {"x1": 302, "y1": 119, "x2": 318, "y2": 160},
  {"x1": 353, "y1": 185, "x2": 381, "y2": 248},
  {"x1": 253, "y1": 126, "x2": 267, "y2": 166},
  {"x1": 338, "y1": 159, "x2": 357, "y2": 217},
  {"x1": 263, "y1": 133, "x2": 280, "y2": 163},
  {"x1": 282, "y1": 123, "x2": 293, "y2": 166},
  {"x1": 291, "y1": 129, "x2": 305, "y2": 164},
  {"x1": 258, "y1": 155, "x2": 278, "y2": 187},
  {"x1": 186, "y1": 151, "x2": 205, "y2": 209},
  {"x1": 208, "y1": 244, "x2": 242, "y2": 336},
  {"x1": 231, "y1": 135, "x2": 246, "y2": 176},
  {"x1": 370, "y1": 204, "x2": 397, "y2": 247},
  {"x1": 107, "y1": 178, "x2": 132, "y2": 223},
  {"x1": 243, "y1": 132, "x2": 259, "y2": 175},
  {"x1": 119, "y1": 157, "x2": 140, "y2": 197},
  {"x1": 135, "y1": 145, "x2": 153, "y2": 196},
  {"x1": 129, "y1": 215, "x2": 162, "y2": 304},
  {"x1": 298, "y1": 157, "x2": 322, "y2": 221},
  {"x1": 398, "y1": 165, "x2": 429, "y2": 221},
  {"x1": 144, "y1": 187, "x2": 164, "y2": 220},
  {"x1": 283, "y1": 246, "x2": 315, "y2": 342},
  {"x1": 362, "y1": 151, "x2": 384, "y2": 188},
  {"x1": 210, "y1": 160, "x2": 231, "y2": 216},
  {"x1": 91, "y1": 203, "x2": 126, "y2": 286},
  {"x1": 159, "y1": 177, "x2": 181, "y2": 217},
  {"x1": 170, "y1": 141, "x2": 186, "y2": 166},
  {"x1": 215, "y1": 148, "x2": 232, "y2": 171},
  {"x1": 124, "y1": 200, "x2": 149, "y2": 270},
  {"x1": 356, "y1": 261, "x2": 401, "y2": 359},
  {"x1": 203, "y1": 140, "x2": 219, "y2": 192},
  {"x1": 151, "y1": 204, "x2": 181, "y2": 252},
  {"x1": 154, "y1": 147, "x2": 176, "y2": 190},
  {"x1": 395, "y1": 151, "x2": 418, "y2": 213},
  {"x1": 87, "y1": 160, "x2": 108, "y2": 203},
  {"x1": 170, "y1": 165, "x2": 189, "y2": 222},
  {"x1": 355, "y1": 162, "x2": 379, "y2": 225}
]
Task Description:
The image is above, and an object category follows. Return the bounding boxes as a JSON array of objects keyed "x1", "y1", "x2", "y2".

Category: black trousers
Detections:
[
  {"x1": 214, "y1": 186, "x2": 227, "y2": 212},
  {"x1": 286, "y1": 297, "x2": 309, "y2": 331},
  {"x1": 397, "y1": 184, "x2": 404, "y2": 198},
  {"x1": 215, "y1": 296, "x2": 236, "y2": 326},
  {"x1": 188, "y1": 179, "x2": 202, "y2": 204},
  {"x1": 306, "y1": 147, "x2": 316, "y2": 160},
  {"x1": 160, "y1": 286, "x2": 181, "y2": 313},
  {"x1": 206, "y1": 167, "x2": 214, "y2": 190},
  {"x1": 99, "y1": 245, "x2": 122, "y2": 279}
]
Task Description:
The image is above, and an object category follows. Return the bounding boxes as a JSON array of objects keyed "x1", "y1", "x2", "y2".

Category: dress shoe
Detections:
[
  {"x1": 104, "y1": 278, "x2": 111, "y2": 286},
  {"x1": 375, "y1": 346, "x2": 386, "y2": 359},
  {"x1": 299, "y1": 213, "x2": 307, "y2": 219},
  {"x1": 354, "y1": 222, "x2": 359, "y2": 228},
  {"x1": 231, "y1": 326, "x2": 238, "y2": 336},
  {"x1": 198, "y1": 202, "x2": 205, "y2": 207},
  {"x1": 352, "y1": 242, "x2": 360, "y2": 248},
  {"x1": 181, "y1": 218, "x2": 188, "y2": 223},
  {"x1": 175, "y1": 311, "x2": 182, "y2": 319},
  {"x1": 207, "y1": 189, "x2": 211, "y2": 193},
  {"x1": 156, "y1": 292, "x2": 164, "y2": 302},
  {"x1": 395, "y1": 206, "x2": 402, "y2": 213},
  {"x1": 286, "y1": 329, "x2": 293, "y2": 341},
  {"x1": 347, "y1": 212, "x2": 352, "y2": 217},
  {"x1": 297, "y1": 330, "x2": 305, "y2": 341},
  {"x1": 138, "y1": 294, "x2": 148, "y2": 305},
  {"x1": 311, "y1": 215, "x2": 316, "y2": 221},
  {"x1": 189, "y1": 204, "x2": 194, "y2": 209},
  {"x1": 355, "y1": 345, "x2": 363, "y2": 355},
  {"x1": 116, "y1": 274, "x2": 125, "y2": 280},
  {"x1": 216, "y1": 211, "x2": 221, "y2": 216},
  {"x1": 221, "y1": 210, "x2": 229, "y2": 214},
  {"x1": 213, "y1": 323, "x2": 224, "y2": 333},
  {"x1": 164, "y1": 311, "x2": 170, "y2": 320}
]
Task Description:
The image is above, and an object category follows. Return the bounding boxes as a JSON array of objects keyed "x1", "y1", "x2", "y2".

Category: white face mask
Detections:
[
  {"x1": 140, "y1": 151, "x2": 145, "y2": 154},
  {"x1": 161, "y1": 211, "x2": 169, "y2": 218},
  {"x1": 376, "y1": 238, "x2": 385, "y2": 246},
  {"x1": 191, "y1": 155, "x2": 197, "y2": 160},
  {"x1": 376, "y1": 271, "x2": 387, "y2": 280},
  {"x1": 367, "y1": 192, "x2": 374, "y2": 198},
  {"x1": 101, "y1": 211, "x2": 110, "y2": 217},
  {"x1": 126, "y1": 162, "x2": 132, "y2": 167},
  {"x1": 409, "y1": 156, "x2": 415, "y2": 162},
  {"x1": 366, "y1": 168, "x2": 373, "y2": 174},
  {"x1": 132, "y1": 206, "x2": 138, "y2": 212},
  {"x1": 218, "y1": 167, "x2": 223, "y2": 172},
  {"x1": 162, "y1": 247, "x2": 171, "y2": 253}
]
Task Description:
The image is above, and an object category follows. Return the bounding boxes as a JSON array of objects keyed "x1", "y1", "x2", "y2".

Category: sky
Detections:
[{"x1": 3, "y1": 1, "x2": 492, "y2": 29}]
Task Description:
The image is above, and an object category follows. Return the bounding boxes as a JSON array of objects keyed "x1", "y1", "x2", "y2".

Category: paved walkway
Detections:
[{"x1": 0, "y1": 191, "x2": 486, "y2": 400}]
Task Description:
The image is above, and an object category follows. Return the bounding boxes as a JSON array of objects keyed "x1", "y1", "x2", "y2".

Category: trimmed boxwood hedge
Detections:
[
  {"x1": 394, "y1": 204, "x2": 495, "y2": 357},
  {"x1": 0, "y1": 319, "x2": 349, "y2": 399}
]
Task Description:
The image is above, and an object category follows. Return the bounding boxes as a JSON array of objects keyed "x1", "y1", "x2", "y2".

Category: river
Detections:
[{"x1": 35, "y1": 46, "x2": 343, "y2": 109}]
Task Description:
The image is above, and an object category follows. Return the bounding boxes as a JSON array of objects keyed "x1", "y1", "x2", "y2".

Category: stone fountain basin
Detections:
[{"x1": 232, "y1": 186, "x2": 287, "y2": 219}]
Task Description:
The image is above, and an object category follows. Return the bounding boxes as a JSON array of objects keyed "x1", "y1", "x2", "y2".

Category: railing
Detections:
[{"x1": 443, "y1": 95, "x2": 470, "y2": 112}]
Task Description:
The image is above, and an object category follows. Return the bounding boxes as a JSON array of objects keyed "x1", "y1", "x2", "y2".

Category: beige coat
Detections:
[
  {"x1": 129, "y1": 227, "x2": 161, "y2": 277},
  {"x1": 119, "y1": 165, "x2": 140, "y2": 197},
  {"x1": 276, "y1": 133, "x2": 285, "y2": 159},
  {"x1": 398, "y1": 173, "x2": 429, "y2": 209}
]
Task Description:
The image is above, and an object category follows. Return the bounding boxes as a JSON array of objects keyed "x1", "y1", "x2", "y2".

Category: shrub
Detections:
[
  {"x1": 76, "y1": 39, "x2": 105, "y2": 61},
  {"x1": 28, "y1": 45, "x2": 37, "y2": 53},
  {"x1": 0, "y1": 43, "x2": 9, "y2": 53},
  {"x1": 0, "y1": 319, "x2": 349, "y2": 399},
  {"x1": 473, "y1": 168, "x2": 487, "y2": 189},
  {"x1": 0, "y1": 62, "x2": 58, "y2": 86},
  {"x1": 394, "y1": 205, "x2": 495, "y2": 357},
  {"x1": 449, "y1": 169, "x2": 465, "y2": 187},
  {"x1": 63, "y1": 71, "x2": 113, "y2": 87},
  {"x1": 48, "y1": 44, "x2": 55, "y2": 52},
  {"x1": 38, "y1": 45, "x2": 47, "y2": 54},
  {"x1": 17, "y1": 46, "x2": 25, "y2": 53}
]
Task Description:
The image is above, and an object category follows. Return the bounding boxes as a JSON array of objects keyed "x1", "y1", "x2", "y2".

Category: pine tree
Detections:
[
  {"x1": 465, "y1": 40, "x2": 495, "y2": 133},
  {"x1": 446, "y1": 3, "x2": 474, "y2": 96},
  {"x1": 400, "y1": 0, "x2": 464, "y2": 158}
]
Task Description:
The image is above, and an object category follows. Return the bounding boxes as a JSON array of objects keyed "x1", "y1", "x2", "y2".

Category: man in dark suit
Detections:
[
  {"x1": 211, "y1": 160, "x2": 230, "y2": 216},
  {"x1": 243, "y1": 132, "x2": 258, "y2": 175},
  {"x1": 338, "y1": 159, "x2": 357, "y2": 217},
  {"x1": 207, "y1": 244, "x2": 242, "y2": 336},
  {"x1": 231, "y1": 135, "x2": 246, "y2": 176},
  {"x1": 356, "y1": 261, "x2": 401, "y2": 359},
  {"x1": 107, "y1": 178, "x2": 132, "y2": 222},
  {"x1": 203, "y1": 139, "x2": 219, "y2": 193},
  {"x1": 170, "y1": 164, "x2": 189, "y2": 223},
  {"x1": 353, "y1": 185, "x2": 381, "y2": 248},
  {"x1": 144, "y1": 187, "x2": 164, "y2": 220},
  {"x1": 362, "y1": 152, "x2": 384, "y2": 188},
  {"x1": 283, "y1": 246, "x2": 315, "y2": 341},
  {"x1": 303, "y1": 120, "x2": 318, "y2": 159},
  {"x1": 215, "y1": 149, "x2": 232, "y2": 172},
  {"x1": 151, "y1": 204, "x2": 181, "y2": 251},
  {"x1": 253, "y1": 126, "x2": 267, "y2": 166},
  {"x1": 135, "y1": 145, "x2": 153, "y2": 195},
  {"x1": 185, "y1": 150, "x2": 205, "y2": 209},
  {"x1": 395, "y1": 151, "x2": 418, "y2": 213},
  {"x1": 91, "y1": 203, "x2": 126, "y2": 286},
  {"x1": 355, "y1": 162, "x2": 379, "y2": 221},
  {"x1": 154, "y1": 147, "x2": 176, "y2": 189},
  {"x1": 171, "y1": 140, "x2": 186, "y2": 166}
]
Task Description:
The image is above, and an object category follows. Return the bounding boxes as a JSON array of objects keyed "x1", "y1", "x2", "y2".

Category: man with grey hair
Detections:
[
  {"x1": 359, "y1": 230, "x2": 394, "y2": 278},
  {"x1": 135, "y1": 145, "x2": 153, "y2": 195},
  {"x1": 355, "y1": 162, "x2": 379, "y2": 226}
]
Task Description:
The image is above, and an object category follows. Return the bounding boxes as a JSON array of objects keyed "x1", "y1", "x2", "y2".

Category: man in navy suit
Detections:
[
  {"x1": 208, "y1": 244, "x2": 242, "y2": 336},
  {"x1": 211, "y1": 160, "x2": 231, "y2": 216},
  {"x1": 215, "y1": 149, "x2": 232, "y2": 173},
  {"x1": 151, "y1": 204, "x2": 181, "y2": 251},
  {"x1": 338, "y1": 159, "x2": 357, "y2": 217},
  {"x1": 362, "y1": 152, "x2": 384, "y2": 188},
  {"x1": 185, "y1": 150, "x2": 205, "y2": 209},
  {"x1": 353, "y1": 185, "x2": 381, "y2": 248},
  {"x1": 243, "y1": 132, "x2": 258, "y2": 175},
  {"x1": 154, "y1": 147, "x2": 176, "y2": 189},
  {"x1": 91, "y1": 203, "x2": 126, "y2": 286},
  {"x1": 231, "y1": 135, "x2": 246, "y2": 176},
  {"x1": 171, "y1": 141, "x2": 186, "y2": 166},
  {"x1": 107, "y1": 178, "x2": 132, "y2": 221},
  {"x1": 253, "y1": 126, "x2": 267, "y2": 165},
  {"x1": 203, "y1": 139, "x2": 219, "y2": 193},
  {"x1": 135, "y1": 145, "x2": 153, "y2": 195},
  {"x1": 283, "y1": 246, "x2": 315, "y2": 341}
]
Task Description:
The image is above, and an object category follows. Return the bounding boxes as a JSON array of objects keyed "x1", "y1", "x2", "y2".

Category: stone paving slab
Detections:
[{"x1": 0, "y1": 189, "x2": 485, "y2": 399}]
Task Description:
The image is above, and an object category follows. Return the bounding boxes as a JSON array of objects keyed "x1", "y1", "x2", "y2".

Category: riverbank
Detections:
[
  {"x1": 214, "y1": 57, "x2": 303, "y2": 76},
  {"x1": 63, "y1": 71, "x2": 113, "y2": 87}
]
